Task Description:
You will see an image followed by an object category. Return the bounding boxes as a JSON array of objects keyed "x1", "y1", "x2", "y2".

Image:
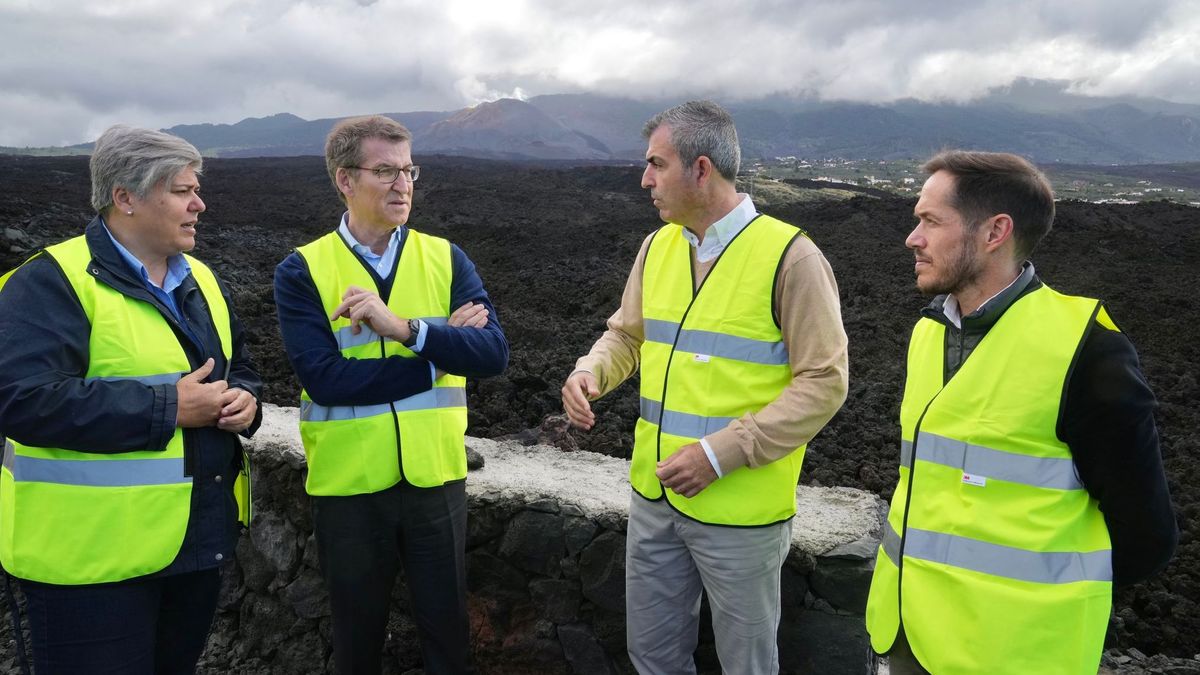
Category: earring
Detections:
[{"x1": 126, "y1": 210, "x2": 134, "y2": 215}]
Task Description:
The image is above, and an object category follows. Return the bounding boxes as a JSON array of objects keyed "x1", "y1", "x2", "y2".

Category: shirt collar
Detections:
[
  {"x1": 680, "y1": 194, "x2": 758, "y2": 263},
  {"x1": 338, "y1": 213, "x2": 402, "y2": 260},
  {"x1": 99, "y1": 216, "x2": 191, "y2": 293},
  {"x1": 940, "y1": 261, "x2": 1036, "y2": 329}
]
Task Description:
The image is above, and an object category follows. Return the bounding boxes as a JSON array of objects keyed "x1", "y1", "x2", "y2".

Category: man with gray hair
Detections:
[
  {"x1": 0, "y1": 124, "x2": 261, "y2": 673},
  {"x1": 562, "y1": 100, "x2": 848, "y2": 673}
]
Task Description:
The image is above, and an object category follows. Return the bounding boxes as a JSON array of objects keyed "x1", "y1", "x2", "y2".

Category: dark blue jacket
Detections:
[
  {"x1": 274, "y1": 226, "x2": 508, "y2": 409},
  {"x1": 0, "y1": 216, "x2": 263, "y2": 577}
]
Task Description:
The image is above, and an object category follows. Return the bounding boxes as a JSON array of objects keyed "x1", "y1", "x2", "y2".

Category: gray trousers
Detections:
[
  {"x1": 625, "y1": 494, "x2": 793, "y2": 675},
  {"x1": 881, "y1": 627, "x2": 931, "y2": 675}
]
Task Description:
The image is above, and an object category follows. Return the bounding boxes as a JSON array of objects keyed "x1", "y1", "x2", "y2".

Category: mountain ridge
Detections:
[{"x1": 4, "y1": 79, "x2": 1199, "y2": 164}]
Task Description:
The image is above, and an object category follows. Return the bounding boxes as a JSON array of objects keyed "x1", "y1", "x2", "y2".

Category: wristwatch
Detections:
[{"x1": 402, "y1": 318, "x2": 420, "y2": 348}]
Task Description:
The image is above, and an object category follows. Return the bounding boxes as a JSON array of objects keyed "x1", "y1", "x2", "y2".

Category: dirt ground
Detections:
[{"x1": 1, "y1": 154, "x2": 1197, "y2": 658}]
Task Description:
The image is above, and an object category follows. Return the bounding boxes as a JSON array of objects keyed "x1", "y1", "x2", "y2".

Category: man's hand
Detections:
[
  {"x1": 330, "y1": 285, "x2": 407, "y2": 340},
  {"x1": 656, "y1": 442, "x2": 718, "y2": 498},
  {"x1": 448, "y1": 301, "x2": 489, "y2": 328},
  {"x1": 176, "y1": 359, "x2": 228, "y2": 428},
  {"x1": 217, "y1": 387, "x2": 258, "y2": 433},
  {"x1": 562, "y1": 371, "x2": 600, "y2": 430}
]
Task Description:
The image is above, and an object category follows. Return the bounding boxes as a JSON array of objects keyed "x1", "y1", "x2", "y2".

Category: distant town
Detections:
[{"x1": 752, "y1": 157, "x2": 1200, "y2": 207}]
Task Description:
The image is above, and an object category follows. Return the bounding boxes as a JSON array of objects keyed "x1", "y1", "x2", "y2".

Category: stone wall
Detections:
[
  {"x1": 2, "y1": 404, "x2": 885, "y2": 674},
  {"x1": 196, "y1": 405, "x2": 885, "y2": 674}
]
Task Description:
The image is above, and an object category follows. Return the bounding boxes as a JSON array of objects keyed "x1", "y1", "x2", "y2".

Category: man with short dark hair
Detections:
[
  {"x1": 865, "y1": 150, "x2": 1177, "y2": 674},
  {"x1": 562, "y1": 100, "x2": 848, "y2": 674},
  {"x1": 274, "y1": 115, "x2": 508, "y2": 674}
]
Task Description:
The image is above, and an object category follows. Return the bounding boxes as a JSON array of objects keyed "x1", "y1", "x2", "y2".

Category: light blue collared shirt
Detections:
[
  {"x1": 338, "y1": 215, "x2": 403, "y2": 279},
  {"x1": 337, "y1": 215, "x2": 428, "y2": 352},
  {"x1": 101, "y1": 218, "x2": 192, "y2": 317},
  {"x1": 679, "y1": 193, "x2": 758, "y2": 263}
]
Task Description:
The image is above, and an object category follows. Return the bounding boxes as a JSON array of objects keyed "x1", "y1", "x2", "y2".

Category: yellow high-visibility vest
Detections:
[
  {"x1": 632, "y1": 215, "x2": 806, "y2": 526},
  {"x1": 866, "y1": 285, "x2": 1114, "y2": 674},
  {"x1": 0, "y1": 235, "x2": 237, "y2": 585},
  {"x1": 295, "y1": 229, "x2": 467, "y2": 496}
]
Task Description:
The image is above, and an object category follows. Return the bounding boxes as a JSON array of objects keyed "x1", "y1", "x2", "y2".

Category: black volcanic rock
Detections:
[{"x1": 0, "y1": 154, "x2": 1198, "y2": 661}]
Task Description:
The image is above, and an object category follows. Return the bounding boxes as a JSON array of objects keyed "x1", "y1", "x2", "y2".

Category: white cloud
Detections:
[{"x1": 2, "y1": 0, "x2": 1199, "y2": 146}]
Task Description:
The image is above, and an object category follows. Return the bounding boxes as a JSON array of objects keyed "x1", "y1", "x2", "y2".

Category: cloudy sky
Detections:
[{"x1": 2, "y1": 0, "x2": 1198, "y2": 147}]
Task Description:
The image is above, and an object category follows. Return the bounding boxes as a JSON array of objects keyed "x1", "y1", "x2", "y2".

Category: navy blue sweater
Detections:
[{"x1": 273, "y1": 226, "x2": 508, "y2": 410}]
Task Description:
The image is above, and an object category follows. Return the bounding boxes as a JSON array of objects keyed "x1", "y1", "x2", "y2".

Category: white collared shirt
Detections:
[
  {"x1": 679, "y1": 194, "x2": 758, "y2": 262},
  {"x1": 944, "y1": 263, "x2": 1032, "y2": 329}
]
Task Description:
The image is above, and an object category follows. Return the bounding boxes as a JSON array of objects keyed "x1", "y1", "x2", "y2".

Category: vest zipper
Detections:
[
  {"x1": 94, "y1": 264, "x2": 210, "y2": 477},
  {"x1": 895, "y1": 372, "x2": 949, "y2": 639},
  {"x1": 652, "y1": 222, "x2": 753, "y2": 491},
  {"x1": 379, "y1": 309, "x2": 406, "y2": 484}
]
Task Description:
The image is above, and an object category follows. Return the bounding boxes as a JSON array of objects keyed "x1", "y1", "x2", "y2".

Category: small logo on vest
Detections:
[
  {"x1": 693, "y1": 353, "x2": 711, "y2": 363},
  {"x1": 962, "y1": 472, "x2": 987, "y2": 487}
]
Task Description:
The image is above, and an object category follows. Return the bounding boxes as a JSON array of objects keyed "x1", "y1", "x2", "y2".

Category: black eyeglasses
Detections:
[{"x1": 347, "y1": 165, "x2": 421, "y2": 184}]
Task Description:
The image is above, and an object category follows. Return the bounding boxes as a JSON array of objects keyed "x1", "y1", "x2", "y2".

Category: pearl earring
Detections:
[{"x1": 127, "y1": 210, "x2": 134, "y2": 215}]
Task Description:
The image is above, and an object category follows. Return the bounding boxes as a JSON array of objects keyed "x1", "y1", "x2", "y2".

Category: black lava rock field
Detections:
[{"x1": 2, "y1": 154, "x2": 1197, "y2": 660}]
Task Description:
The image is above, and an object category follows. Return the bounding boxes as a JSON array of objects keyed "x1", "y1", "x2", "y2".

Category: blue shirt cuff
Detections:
[{"x1": 411, "y1": 319, "x2": 428, "y2": 352}]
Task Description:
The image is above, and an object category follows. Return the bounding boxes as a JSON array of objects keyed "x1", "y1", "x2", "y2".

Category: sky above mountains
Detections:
[{"x1": 3, "y1": 0, "x2": 1198, "y2": 147}]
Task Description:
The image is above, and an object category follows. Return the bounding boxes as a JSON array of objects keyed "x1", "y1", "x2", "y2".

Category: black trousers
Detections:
[
  {"x1": 19, "y1": 568, "x2": 221, "y2": 675},
  {"x1": 312, "y1": 479, "x2": 470, "y2": 675}
]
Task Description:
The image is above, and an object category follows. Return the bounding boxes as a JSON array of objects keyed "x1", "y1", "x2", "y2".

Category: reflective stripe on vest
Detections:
[
  {"x1": 0, "y1": 235, "x2": 234, "y2": 585},
  {"x1": 865, "y1": 285, "x2": 1113, "y2": 675},
  {"x1": 639, "y1": 397, "x2": 736, "y2": 439},
  {"x1": 643, "y1": 318, "x2": 789, "y2": 365},
  {"x1": 633, "y1": 215, "x2": 805, "y2": 526},
  {"x1": 333, "y1": 316, "x2": 449, "y2": 351},
  {"x1": 301, "y1": 387, "x2": 468, "y2": 422},
  {"x1": 296, "y1": 229, "x2": 467, "y2": 495},
  {"x1": 4, "y1": 453, "x2": 187, "y2": 488},
  {"x1": 879, "y1": 521, "x2": 1112, "y2": 585},
  {"x1": 85, "y1": 372, "x2": 184, "y2": 387},
  {"x1": 900, "y1": 432, "x2": 1085, "y2": 491}
]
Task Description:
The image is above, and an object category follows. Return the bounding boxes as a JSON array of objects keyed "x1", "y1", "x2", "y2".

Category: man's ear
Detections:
[
  {"x1": 982, "y1": 213, "x2": 1015, "y2": 253},
  {"x1": 693, "y1": 156, "x2": 714, "y2": 186},
  {"x1": 335, "y1": 167, "x2": 355, "y2": 199}
]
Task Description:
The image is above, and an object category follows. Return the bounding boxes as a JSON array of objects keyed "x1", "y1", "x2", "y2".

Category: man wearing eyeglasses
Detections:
[{"x1": 274, "y1": 115, "x2": 508, "y2": 674}]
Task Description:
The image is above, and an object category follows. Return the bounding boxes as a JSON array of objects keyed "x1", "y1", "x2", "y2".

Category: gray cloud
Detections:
[{"x1": 2, "y1": 0, "x2": 1198, "y2": 146}]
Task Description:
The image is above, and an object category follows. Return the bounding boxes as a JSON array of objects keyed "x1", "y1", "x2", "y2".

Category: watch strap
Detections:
[{"x1": 403, "y1": 318, "x2": 420, "y2": 348}]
